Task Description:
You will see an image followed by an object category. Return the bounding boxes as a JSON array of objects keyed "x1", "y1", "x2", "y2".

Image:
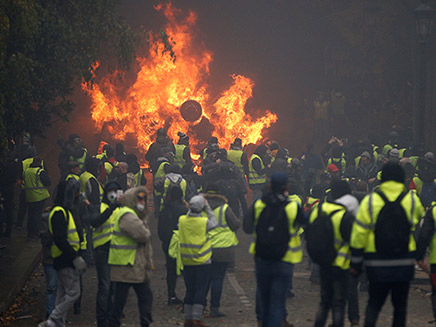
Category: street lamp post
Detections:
[{"x1": 414, "y1": 1, "x2": 435, "y2": 148}]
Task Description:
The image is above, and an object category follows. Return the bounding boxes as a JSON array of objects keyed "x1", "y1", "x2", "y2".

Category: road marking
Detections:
[{"x1": 227, "y1": 273, "x2": 252, "y2": 308}]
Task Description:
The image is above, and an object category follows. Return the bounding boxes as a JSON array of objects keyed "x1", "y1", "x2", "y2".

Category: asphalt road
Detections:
[{"x1": 3, "y1": 214, "x2": 435, "y2": 327}]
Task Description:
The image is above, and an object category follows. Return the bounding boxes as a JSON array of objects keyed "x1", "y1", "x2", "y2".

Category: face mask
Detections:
[
  {"x1": 107, "y1": 191, "x2": 118, "y2": 203},
  {"x1": 136, "y1": 203, "x2": 146, "y2": 212}
]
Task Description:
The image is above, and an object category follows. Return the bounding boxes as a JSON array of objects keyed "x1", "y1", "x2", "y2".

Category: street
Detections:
[{"x1": 3, "y1": 216, "x2": 435, "y2": 327}]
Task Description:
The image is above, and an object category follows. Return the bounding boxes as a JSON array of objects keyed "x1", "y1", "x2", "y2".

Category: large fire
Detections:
[{"x1": 82, "y1": 3, "x2": 277, "y2": 157}]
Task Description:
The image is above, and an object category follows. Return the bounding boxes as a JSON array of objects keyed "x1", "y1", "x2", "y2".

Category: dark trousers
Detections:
[
  {"x1": 314, "y1": 265, "x2": 348, "y2": 327},
  {"x1": 109, "y1": 281, "x2": 153, "y2": 327},
  {"x1": 364, "y1": 281, "x2": 409, "y2": 327},
  {"x1": 95, "y1": 247, "x2": 114, "y2": 327},
  {"x1": 74, "y1": 274, "x2": 83, "y2": 313},
  {"x1": 27, "y1": 199, "x2": 45, "y2": 239},
  {"x1": 0, "y1": 184, "x2": 14, "y2": 236},
  {"x1": 430, "y1": 265, "x2": 436, "y2": 321},
  {"x1": 183, "y1": 264, "x2": 211, "y2": 306},
  {"x1": 255, "y1": 258, "x2": 293, "y2": 327},
  {"x1": 348, "y1": 274, "x2": 360, "y2": 323},
  {"x1": 208, "y1": 261, "x2": 228, "y2": 308},
  {"x1": 16, "y1": 189, "x2": 27, "y2": 228},
  {"x1": 163, "y1": 249, "x2": 178, "y2": 298}
]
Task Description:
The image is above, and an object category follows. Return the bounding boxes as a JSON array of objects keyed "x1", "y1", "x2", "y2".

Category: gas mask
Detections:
[
  {"x1": 136, "y1": 203, "x2": 146, "y2": 212},
  {"x1": 107, "y1": 190, "x2": 122, "y2": 203}
]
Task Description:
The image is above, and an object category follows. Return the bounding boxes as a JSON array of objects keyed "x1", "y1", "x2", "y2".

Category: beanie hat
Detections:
[
  {"x1": 330, "y1": 180, "x2": 351, "y2": 200},
  {"x1": 177, "y1": 132, "x2": 189, "y2": 142},
  {"x1": 271, "y1": 172, "x2": 288, "y2": 193},
  {"x1": 361, "y1": 151, "x2": 371, "y2": 159},
  {"x1": 381, "y1": 162, "x2": 405, "y2": 183},
  {"x1": 389, "y1": 149, "x2": 400, "y2": 158},
  {"x1": 69, "y1": 133, "x2": 80, "y2": 142}
]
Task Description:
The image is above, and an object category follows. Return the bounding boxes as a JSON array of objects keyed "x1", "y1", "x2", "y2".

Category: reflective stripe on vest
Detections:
[
  {"x1": 174, "y1": 144, "x2": 187, "y2": 168},
  {"x1": 49, "y1": 206, "x2": 80, "y2": 258},
  {"x1": 92, "y1": 202, "x2": 116, "y2": 249},
  {"x1": 248, "y1": 154, "x2": 266, "y2": 185},
  {"x1": 108, "y1": 207, "x2": 138, "y2": 266},
  {"x1": 23, "y1": 167, "x2": 50, "y2": 202},
  {"x1": 70, "y1": 148, "x2": 88, "y2": 170},
  {"x1": 178, "y1": 213, "x2": 212, "y2": 265},
  {"x1": 134, "y1": 169, "x2": 144, "y2": 187},
  {"x1": 249, "y1": 199, "x2": 302, "y2": 264},
  {"x1": 430, "y1": 205, "x2": 436, "y2": 264},
  {"x1": 65, "y1": 174, "x2": 80, "y2": 182},
  {"x1": 208, "y1": 204, "x2": 239, "y2": 249},
  {"x1": 154, "y1": 161, "x2": 170, "y2": 195},
  {"x1": 227, "y1": 149, "x2": 244, "y2": 176}
]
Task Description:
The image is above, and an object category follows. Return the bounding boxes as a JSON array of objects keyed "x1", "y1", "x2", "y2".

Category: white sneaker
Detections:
[{"x1": 37, "y1": 321, "x2": 48, "y2": 327}]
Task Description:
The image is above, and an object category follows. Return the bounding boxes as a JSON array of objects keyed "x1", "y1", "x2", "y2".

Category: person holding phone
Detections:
[{"x1": 89, "y1": 181, "x2": 123, "y2": 327}]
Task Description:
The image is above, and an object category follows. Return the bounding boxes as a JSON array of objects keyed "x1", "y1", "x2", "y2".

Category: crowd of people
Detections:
[{"x1": 1, "y1": 127, "x2": 436, "y2": 327}]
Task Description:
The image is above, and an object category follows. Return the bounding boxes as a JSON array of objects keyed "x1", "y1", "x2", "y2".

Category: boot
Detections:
[
  {"x1": 192, "y1": 320, "x2": 209, "y2": 327},
  {"x1": 184, "y1": 320, "x2": 195, "y2": 327},
  {"x1": 210, "y1": 307, "x2": 226, "y2": 317}
]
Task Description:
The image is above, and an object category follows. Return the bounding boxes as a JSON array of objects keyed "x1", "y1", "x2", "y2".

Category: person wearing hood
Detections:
[
  {"x1": 158, "y1": 186, "x2": 188, "y2": 305},
  {"x1": 227, "y1": 138, "x2": 249, "y2": 180},
  {"x1": 243, "y1": 172, "x2": 306, "y2": 327},
  {"x1": 39, "y1": 179, "x2": 86, "y2": 327},
  {"x1": 108, "y1": 186, "x2": 153, "y2": 327},
  {"x1": 179, "y1": 195, "x2": 218, "y2": 327},
  {"x1": 161, "y1": 165, "x2": 187, "y2": 208},
  {"x1": 355, "y1": 151, "x2": 378, "y2": 190},
  {"x1": 80, "y1": 157, "x2": 103, "y2": 206},
  {"x1": 174, "y1": 132, "x2": 194, "y2": 171},
  {"x1": 204, "y1": 183, "x2": 240, "y2": 318},
  {"x1": 268, "y1": 148, "x2": 289, "y2": 177},
  {"x1": 127, "y1": 154, "x2": 147, "y2": 187},
  {"x1": 22, "y1": 156, "x2": 51, "y2": 239},
  {"x1": 115, "y1": 162, "x2": 135, "y2": 191},
  {"x1": 350, "y1": 163, "x2": 424, "y2": 327},
  {"x1": 309, "y1": 179, "x2": 358, "y2": 327},
  {"x1": 248, "y1": 144, "x2": 269, "y2": 201},
  {"x1": 145, "y1": 128, "x2": 175, "y2": 173},
  {"x1": 201, "y1": 136, "x2": 219, "y2": 162},
  {"x1": 115, "y1": 143, "x2": 127, "y2": 163},
  {"x1": 63, "y1": 134, "x2": 89, "y2": 173},
  {"x1": 89, "y1": 181, "x2": 123, "y2": 327}
]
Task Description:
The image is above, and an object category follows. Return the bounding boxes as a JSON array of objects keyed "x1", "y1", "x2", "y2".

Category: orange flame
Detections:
[{"x1": 82, "y1": 2, "x2": 277, "y2": 155}]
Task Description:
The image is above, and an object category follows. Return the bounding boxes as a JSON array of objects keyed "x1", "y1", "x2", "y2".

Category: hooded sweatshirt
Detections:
[{"x1": 110, "y1": 186, "x2": 153, "y2": 284}]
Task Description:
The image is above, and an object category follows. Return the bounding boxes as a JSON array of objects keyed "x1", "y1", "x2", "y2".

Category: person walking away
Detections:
[
  {"x1": 38, "y1": 179, "x2": 87, "y2": 327},
  {"x1": 204, "y1": 183, "x2": 240, "y2": 317},
  {"x1": 179, "y1": 195, "x2": 218, "y2": 327},
  {"x1": 248, "y1": 145, "x2": 269, "y2": 202},
  {"x1": 89, "y1": 181, "x2": 123, "y2": 327},
  {"x1": 108, "y1": 187, "x2": 153, "y2": 327},
  {"x1": 126, "y1": 154, "x2": 147, "y2": 187},
  {"x1": 415, "y1": 201, "x2": 436, "y2": 324},
  {"x1": 22, "y1": 156, "x2": 51, "y2": 240},
  {"x1": 306, "y1": 180, "x2": 357, "y2": 327},
  {"x1": 65, "y1": 161, "x2": 81, "y2": 182},
  {"x1": 158, "y1": 186, "x2": 188, "y2": 305},
  {"x1": 350, "y1": 162, "x2": 424, "y2": 327},
  {"x1": 153, "y1": 147, "x2": 174, "y2": 216},
  {"x1": 145, "y1": 128, "x2": 175, "y2": 173},
  {"x1": 243, "y1": 172, "x2": 306, "y2": 327}
]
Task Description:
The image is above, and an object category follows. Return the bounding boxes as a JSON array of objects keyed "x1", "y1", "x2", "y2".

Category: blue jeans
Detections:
[
  {"x1": 95, "y1": 247, "x2": 114, "y2": 327},
  {"x1": 43, "y1": 264, "x2": 58, "y2": 318},
  {"x1": 255, "y1": 258, "x2": 293, "y2": 327},
  {"x1": 208, "y1": 262, "x2": 228, "y2": 308},
  {"x1": 183, "y1": 264, "x2": 211, "y2": 306}
]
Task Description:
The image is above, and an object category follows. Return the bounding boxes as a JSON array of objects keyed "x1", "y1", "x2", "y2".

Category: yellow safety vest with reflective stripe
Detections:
[
  {"x1": 179, "y1": 213, "x2": 212, "y2": 266},
  {"x1": 154, "y1": 161, "x2": 170, "y2": 195},
  {"x1": 49, "y1": 206, "x2": 80, "y2": 258},
  {"x1": 93, "y1": 202, "x2": 117, "y2": 249},
  {"x1": 249, "y1": 199, "x2": 302, "y2": 264},
  {"x1": 108, "y1": 207, "x2": 138, "y2": 266},
  {"x1": 429, "y1": 204, "x2": 436, "y2": 264},
  {"x1": 248, "y1": 154, "x2": 266, "y2": 186},
  {"x1": 174, "y1": 144, "x2": 187, "y2": 168},
  {"x1": 227, "y1": 149, "x2": 244, "y2": 176},
  {"x1": 288, "y1": 194, "x2": 303, "y2": 206},
  {"x1": 65, "y1": 174, "x2": 80, "y2": 182},
  {"x1": 350, "y1": 181, "x2": 423, "y2": 268},
  {"x1": 70, "y1": 148, "x2": 88, "y2": 171},
  {"x1": 23, "y1": 167, "x2": 50, "y2": 202},
  {"x1": 309, "y1": 202, "x2": 350, "y2": 269},
  {"x1": 134, "y1": 169, "x2": 145, "y2": 187},
  {"x1": 208, "y1": 204, "x2": 239, "y2": 249},
  {"x1": 79, "y1": 171, "x2": 104, "y2": 200}
]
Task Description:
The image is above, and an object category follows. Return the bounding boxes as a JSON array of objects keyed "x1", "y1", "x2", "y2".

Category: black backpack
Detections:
[
  {"x1": 373, "y1": 191, "x2": 410, "y2": 256},
  {"x1": 306, "y1": 203, "x2": 342, "y2": 266},
  {"x1": 255, "y1": 201, "x2": 290, "y2": 260}
]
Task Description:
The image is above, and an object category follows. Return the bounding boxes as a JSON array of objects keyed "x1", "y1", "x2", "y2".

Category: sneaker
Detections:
[
  {"x1": 38, "y1": 322, "x2": 48, "y2": 327},
  {"x1": 210, "y1": 307, "x2": 226, "y2": 317},
  {"x1": 168, "y1": 297, "x2": 183, "y2": 305},
  {"x1": 192, "y1": 320, "x2": 208, "y2": 327}
]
